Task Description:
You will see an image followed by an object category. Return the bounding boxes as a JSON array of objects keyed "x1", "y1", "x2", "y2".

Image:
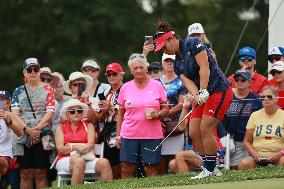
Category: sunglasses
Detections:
[
  {"x1": 105, "y1": 72, "x2": 118, "y2": 78},
  {"x1": 41, "y1": 77, "x2": 52, "y2": 83},
  {"x1": 71, "y1": 82, "x2": 86, "y2": 87},
  {"x1": 68, "y1": 109, "x2": 84, "y2": 114},
  {"x1": 26, "y1": 67, "x2": 40, "y2": 73},
  {"x1": 82, "y1": 67, "x2": 99, "y2": 73},
  {"x1": 260, "y1": 95, "x2": 273, "y2": 100},
  {"x1": 268, "y1": 55, "x2": 281, "y2": 63},
  {"x1": 270, "y1": 70, "x2": 282, "y2": 76},
  {"x1": 239, "y1": 56, "x2": 254, "y2": 62},
  {"x1": 129, "y1": 54, "x2": 145, "y2": 60},
  {"x1": 153, "y1": 32, "x2": 165, "y2": 40},
  {"x1": 234, "y1": 77, "x2": 247, "y2": 82}
]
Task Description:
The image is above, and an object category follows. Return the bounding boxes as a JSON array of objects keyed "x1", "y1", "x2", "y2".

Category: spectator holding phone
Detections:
[
  {"x1": 63, "y1": 71, "x2": 99, "y2": 125},
  {"x1": 11, "y1": 58, "x2": 55, "y2": 189},
  {"x1": 239, "y1": 86, "x2": 284, "y2": 170},
  {"x1": 153, "y1": 21, "x2": 232, "y2": 179},
  {"x1": 116, "y1": 53, "x2": 169, "y2": 179},
  {"x1": 96, "y1": 62, "x2": 124, "y2": 179}
]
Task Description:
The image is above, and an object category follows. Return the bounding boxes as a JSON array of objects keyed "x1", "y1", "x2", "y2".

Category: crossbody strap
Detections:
[{"x1": 23, "y1": 84, "x2": 36, "y2": 119}]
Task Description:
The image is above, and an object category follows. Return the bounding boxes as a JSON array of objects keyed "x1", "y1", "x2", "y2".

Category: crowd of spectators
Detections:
[{"x1": 1, "y1": 21, "x2": 284, "y2": 188}]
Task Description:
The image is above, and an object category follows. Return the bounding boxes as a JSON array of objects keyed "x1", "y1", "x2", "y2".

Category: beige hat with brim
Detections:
[
  {"x1": 60, "y1": 99, "x2": 88, "y2": 120},
  {"x1": 63, "y1": 71, "x2": 93, "y2": 95}
]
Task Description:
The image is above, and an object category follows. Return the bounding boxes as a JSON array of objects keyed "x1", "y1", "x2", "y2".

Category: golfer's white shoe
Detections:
[{"x1": 191, "y1": 166, "x2": 222, "y2": 179}]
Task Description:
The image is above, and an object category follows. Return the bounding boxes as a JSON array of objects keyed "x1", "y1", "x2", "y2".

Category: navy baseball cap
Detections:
[
  {"x1": 239, "y1": 47, "x2": 256, "y2": 58},
  {"x1": 0, "y1": 90, "x2": 11, "y2": 100},
  {"x1": 23, "y1": 58, "x2": 40, "y2": 70},
  {"x1": 234, "y1": 69, "x2": 252, "y2": 80}
]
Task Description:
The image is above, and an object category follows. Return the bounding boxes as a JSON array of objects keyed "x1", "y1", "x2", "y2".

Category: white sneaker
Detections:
[
  {"x1": 191, "y1": 167, "x2": 222, "y2": 179},
  {"x1": 191, "y1": 167, "x2": 211, "y2": 179}
]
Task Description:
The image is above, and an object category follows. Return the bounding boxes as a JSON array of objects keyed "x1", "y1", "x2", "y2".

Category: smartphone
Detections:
[
  {"x1": 0, "y1": 101, "x2": 4, "y2": 119},
  {"x1": 145, "y1": 36, "x2": 153, "y2": 45},
  {"x1": 77, "y1": 83, "x2": 86, "y2": 97},
  {"x1": 259, "y1": 157, "x2": 268, "y2": 162},
  {"x1": 98, "y1": 93, "x2": 106, "y2": 101}
]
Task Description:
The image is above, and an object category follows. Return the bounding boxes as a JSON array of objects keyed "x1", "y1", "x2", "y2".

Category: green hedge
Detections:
[{"x1": 51, "y1": 166, "x2": 284, "y2": 189}]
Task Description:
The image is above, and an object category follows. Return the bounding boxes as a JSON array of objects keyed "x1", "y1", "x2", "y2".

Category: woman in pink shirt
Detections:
[
  {"x1": 55, "y1": 99, "x2": 112, "y2": 185},
  {"x1": 116, "y1": 53, "x2": 169, "y2": 179}
]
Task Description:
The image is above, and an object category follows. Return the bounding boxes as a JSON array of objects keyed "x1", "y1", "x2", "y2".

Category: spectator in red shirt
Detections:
[
  {"x1": 269, "y1": 61, "x2": 284, "y2": 109},
  {"x1": 228, "y1": 46, "x2": 268, "y2": 94},
  {"x1": 268, "y1": 47, "x2": 284, "y2": 88}
]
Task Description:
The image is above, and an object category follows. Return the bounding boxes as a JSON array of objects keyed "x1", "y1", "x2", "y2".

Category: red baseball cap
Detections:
[
  {"x1": 106, "y1": 63, "x2": 124, "y2": 74},
  {"x1": 154, "y1": 31, "x2": 175, "y2": 52}
]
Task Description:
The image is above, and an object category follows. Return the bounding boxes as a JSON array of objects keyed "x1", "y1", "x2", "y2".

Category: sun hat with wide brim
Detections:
[
  {"x1": 63, "y1": 71, "x2": 93, "y2": 95},
  {"x1": 60, "y1": 99, "x2": 88, "y2": 120}
]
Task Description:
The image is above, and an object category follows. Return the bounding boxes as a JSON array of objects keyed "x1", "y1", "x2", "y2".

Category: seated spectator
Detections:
[
  {"x1": 223, "y1": 69, "x2": 262, "y2": 169},
  {"x1": 55, "y1": 99, "x2": 113, "y2": 185},
  {"x1": 269, "y1": 61, "x2": 284, "y2": 110},
  {"x1": 268, "y1": 47, "x2": 284, "y2": 87},
  {"x1": 148, "y1": 62, "x2": 163, "y2": 79},
  {"x1": 228, "y1": 47, "x2": 268, "y2": 94},
  {"x1": 116, "y1": 53, "x2": 169, "y2": 179},
  {"x1": 239, "y1": 86, "x2": 284, "y2": 170}
]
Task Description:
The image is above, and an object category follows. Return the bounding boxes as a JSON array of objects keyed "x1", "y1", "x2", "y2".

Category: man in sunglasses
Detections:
[
  {"x1": 228, "y1": 46, "x2": 268, "y2": 94},
  {"x1": 148, "y1": 62, "x2": 164, "y2": 79},
  {"x1": 223, "y1": 69, "x2": 262, "y2": 169},
  {"x1": 40, "y1": 67, "x2": 59, "y2": 87},
  {"x1": 268, "y1": 47, "x2": 284, "y2": 88},
  {"x1": 269, "y1": 61, "x2": 284, "y2": 110},
  {"x1": 11, "y1": 58, "x2": 55, "y2": 189}
]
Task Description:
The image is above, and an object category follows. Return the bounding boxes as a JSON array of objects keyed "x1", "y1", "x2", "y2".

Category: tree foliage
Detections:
[{"x1": 0, "y1": 0, "x2": 269, "y2": 92}]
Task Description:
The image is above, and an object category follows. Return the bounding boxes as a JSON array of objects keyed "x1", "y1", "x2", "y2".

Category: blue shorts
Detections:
[{"x1": 120, "y1": 138, "x2": 162, "y2": 164}]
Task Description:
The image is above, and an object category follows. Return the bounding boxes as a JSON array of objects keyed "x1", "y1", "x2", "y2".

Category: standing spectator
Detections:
[
  {"x1": 223, "y1": 69, "x2": 262, "y2": 169},
  {"x1": 63, "y1": 72, "x2": 99, "y2": 125},
  {"x1": 55, "y1": 99, "x2": 113, "y2": 185},
  {"x1": 239, "y1": 86, "x2": 284, "y2": 170},
  {"x1": 148, "y1": 62, "x2": 163, "y2": 79},
  {"x1": 11, "y1": 58, "x2": 55, "y2": 189},
  {"x1": 81, "y1": 59, "x2": 111, "y2": 99},
  {"x1": 268, "y1": 47, "x2": 284, "y2": 88},
  {"x1": 39, "y1": 67, "x2": 59, "y2": 86},
  {"x1": 228, "y1": 47, "x2": 268, "y2": 94},
  {"x1": 159, "y1": 53, "x2": 186, "y2": 174},
  {"x1": 269, "y1": 61, "x2": 284, "y2": 110},
  {"x1": 153, "y1": 21, "x2": 232, "y2": 179},
  {"x1": 97, "y1": 63, "x2": 124, "y2": 179},
  {"x1": 116, "y1": 53, "x2": 169, "y2": 179},
  {"x1": 187, "y1": 23, "x2": 216, "y2": 60}
]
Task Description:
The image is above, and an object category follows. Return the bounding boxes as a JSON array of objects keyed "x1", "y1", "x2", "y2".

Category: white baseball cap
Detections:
[
  {"x1": 268, "y1": 47, "x2": 283, "y2": 56},
  {"x1": 188, "y1": 23, "x2": 204, "y2": 36},
  {"x1": 162, "y1": 53, "x2": 176, "y2": 61},
  {"x1": 82, "y1": 60, "x2": 100, "y2": 69},
  {"x1": 269, "y1": 61, "x2": 284, "y2": 73}
]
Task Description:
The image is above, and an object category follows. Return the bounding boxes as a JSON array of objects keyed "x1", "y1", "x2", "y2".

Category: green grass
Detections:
[{"x1": 50, "y1": 166, "x2": 284, "y2": 189}]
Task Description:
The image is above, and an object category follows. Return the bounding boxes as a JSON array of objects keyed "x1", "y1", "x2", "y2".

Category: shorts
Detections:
[
  {"x1": 103, "y1": 142, "x2": 120, "y2": 166},
  {"x1": 191, "y1": 87, "x2": 233, "y2": 120},
  {"x1": 230, "y1": 141, "x2": 249, "y2": 167},
  {"x1": 56, "y1": 156, "x2": 99, "y2": 172},
  {"x1": 120, "y1": 138, "x2": 162, "y2": 164},
  {"x1": 18, "y1": 142, "x2": 50, "y2": 170},
  {"x1": 0, "y1": 156, "x2": 11, "y2": 187}
]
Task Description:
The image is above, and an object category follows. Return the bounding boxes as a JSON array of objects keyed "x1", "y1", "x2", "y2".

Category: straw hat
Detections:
[
  {"x1": 60, "y1": 99, "x2": 88, "y2": 120},
  {"x1": 63, "y1": 72, "x2": 93, "y2": 95}
]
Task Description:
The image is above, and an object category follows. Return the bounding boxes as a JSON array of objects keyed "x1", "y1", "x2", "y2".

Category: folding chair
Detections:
[{"x1": 57, "y1": 143, "x2": 104, "y2": 186}]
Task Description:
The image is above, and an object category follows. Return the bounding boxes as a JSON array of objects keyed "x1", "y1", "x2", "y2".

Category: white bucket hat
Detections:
[
  {"x1": 60, "y1": 99, "x2": 88, "y2": 120},
  {"x1": 63, "y1": 72, "x2": 93, "y2": 95}
]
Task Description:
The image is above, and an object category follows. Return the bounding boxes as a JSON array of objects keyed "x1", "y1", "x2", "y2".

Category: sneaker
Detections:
[
  {"x1": 212, "y1": 166, "x2": 222, "y2": 176},
  {"x1": 191, "y1": 167, "x2": 211, "y2": 179}
]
